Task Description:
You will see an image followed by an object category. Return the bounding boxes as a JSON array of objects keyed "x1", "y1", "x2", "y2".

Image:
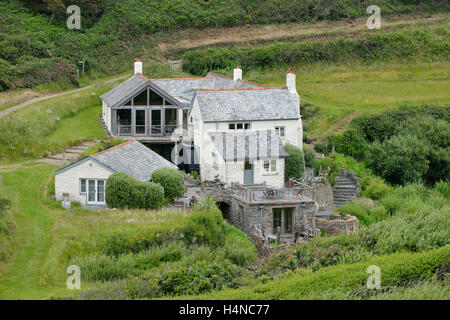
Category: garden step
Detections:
[
  {"x1": 333, "y1": 197, "x2": 355, "y2": 201},
  {"x1": 334, "y1": 194, "x2": 355, "y2": 198},
  {"x1": 64, "y1": 148, "x2": 84, "y2": 154},
  {"x1": 334, "y1": 191, "x2": 356, "y2": 195},
  {"x1": 71, "y1": 145, "x2": 89, "y2": 150}
]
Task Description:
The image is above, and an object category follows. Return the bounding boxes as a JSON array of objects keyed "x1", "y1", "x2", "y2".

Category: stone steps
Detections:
[
  {"x1": 99, "y1": 116, "x2": 112, "y2": 139},
  {"x1": 332, "y1": 170, "x2": 360, "y2": 208}
]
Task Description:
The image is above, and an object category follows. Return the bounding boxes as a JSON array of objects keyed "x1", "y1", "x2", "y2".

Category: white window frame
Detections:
[
  {"x1": 83, "y1": 179, "x2": 106, "y2": 205},
  {"x1": 262, "y1": 159, "x2": 277, "y2": 174},
  {"x1": 275, "y1": 126, "x2": 285, "y2": 138},
  {"x1": 80, "y1": 179, "x2": 87, "y2": 194}
]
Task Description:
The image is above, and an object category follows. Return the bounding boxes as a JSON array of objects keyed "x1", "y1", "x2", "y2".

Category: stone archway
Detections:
[{"x1": 217, "y1": 201, "x2": 232, "y2": 223}]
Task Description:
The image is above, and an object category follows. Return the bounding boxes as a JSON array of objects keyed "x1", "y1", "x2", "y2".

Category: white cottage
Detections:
[
  {"x1": 99, "y1": 60, "x2": 303, "y2": 187},
  {"x1": 54, "y1": 139, "x2": 177, "y2": 206}
]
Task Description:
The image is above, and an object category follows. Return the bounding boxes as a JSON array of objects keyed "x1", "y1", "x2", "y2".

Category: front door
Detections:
[{"x1": 244, "y1": 161, "x2": 254, "y2": 184}]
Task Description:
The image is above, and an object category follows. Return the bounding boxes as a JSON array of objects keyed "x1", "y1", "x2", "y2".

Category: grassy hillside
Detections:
[
  {"x1": 1, "y1": 0, "x2": 448, "y2": 90},
  {"x1": 0, "y1": 63, "x2": 185, "y2": 161},
  {"x1": 231, "y1": 61, "x2": 450, "y2": 140},
  {"x1": 0, "y1": 162, "x2": 256, "y2": 299}
]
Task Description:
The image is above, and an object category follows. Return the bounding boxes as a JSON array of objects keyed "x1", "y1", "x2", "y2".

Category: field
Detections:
[{"x1": 246, "y1": 61, "x2": 450, "y2": 139}]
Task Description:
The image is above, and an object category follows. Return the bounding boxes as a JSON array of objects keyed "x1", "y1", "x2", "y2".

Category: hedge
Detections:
[
  {"x1": 151, "y1": 168, "x2": 185, "y2": 201},
  {"x1": 105, "y1": 172, "x2": 164, "y2": 210},
  {"x1": 182, "y1": 26, "x2": 450, "y2": 75}
]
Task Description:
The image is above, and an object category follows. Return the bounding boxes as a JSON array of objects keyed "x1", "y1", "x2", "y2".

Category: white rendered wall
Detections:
[{"x1": 55, "y1": 159, "x2": 113, "y2": 206}]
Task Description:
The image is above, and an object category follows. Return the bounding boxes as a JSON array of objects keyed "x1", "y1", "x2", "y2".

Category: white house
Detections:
[
  {"x1": 99, "y1": 60, "x2": 303, "y2": 187},
  {"x1": 54, "y1": 139, "x2": 177, "y2": 206}
]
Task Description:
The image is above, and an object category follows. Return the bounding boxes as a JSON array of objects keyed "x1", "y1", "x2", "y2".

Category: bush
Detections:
[
  {"x1": 366, "y1": 134, "x2": 430, "y2": 185},
  {"x1": 314, "y1": 142, "x2": 329, "y2": 154},
  {"x1": 284, "y1": 144, "x2": 305, "y2": 181},
  {"x1": 313, "y1": 158, "x2": 340, "y2": 185},
  {"x1": 303, "y1": 146, "x2": 316, "y2": 168},
  {"x1": 158, "y1": 262, "x2": 241, "y2": 296},
  {"x1": 435, "y1": 180, "x2": 450, "y2": 199},
  {"x1": 336, "y1": 199, "x2": 388, "y2": 226},
  {"x1": 336, "y1": 128, "x2": 368, "y2": 160},
  {"x1": 105, "y1": 172, "x2": 164, "y2": 209},
  {"x1": 182, "y1": 209, "x2": 226, "y2": 248},
  {"x1": 151, "y1": 168, "x2": 185, "y2": 201},
  {"x1": 361, "y1": 175, "x2": 393, "y2": 200}
]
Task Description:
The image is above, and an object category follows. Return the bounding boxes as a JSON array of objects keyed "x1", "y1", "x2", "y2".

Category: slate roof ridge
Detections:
[
  {"x1": 196, "y1": 86, "x2": 287, "y2": 92},
  {"x1": 138, "y1": 73, "x2": 212, "y2": 81},
  {"x1": 91, "y1": 138, "x2": 137, "y2": 157},
  {"x1": 206, "y1": 72, "x2": 264, "y2": 87}
]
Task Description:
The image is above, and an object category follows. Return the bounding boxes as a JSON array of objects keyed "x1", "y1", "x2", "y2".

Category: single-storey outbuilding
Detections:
[{"x1": 54, "y1": 139, "x2": 178, "y2": 206}]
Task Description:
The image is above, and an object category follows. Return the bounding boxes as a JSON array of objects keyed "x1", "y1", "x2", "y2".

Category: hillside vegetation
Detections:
[
  {"x1": 182, "y1": 25, "x2": 449, "y2": 74},
  {"x1": 0, "y1": 0, "x2": 448, "y2": 90}
]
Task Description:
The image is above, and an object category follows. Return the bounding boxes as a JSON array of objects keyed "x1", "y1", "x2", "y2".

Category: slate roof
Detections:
[
  {"x1": 55, "y1": 139, "x2": 178, "y2": 181},
  {"x1": 100, "y1": 74, "x2": 147, "y2": 108},
  {"x1": 100, "y1": 72, "x2": 263, "y2": 108},
  {"x1": 209, "y1": 130, "x2": 289, "y2": 162},
  {"x1": 195, "y1": 88, "x2": 300, "y2": 122}
]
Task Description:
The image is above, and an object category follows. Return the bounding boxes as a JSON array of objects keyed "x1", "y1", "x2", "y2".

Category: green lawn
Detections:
[
  {"x1": 245, "y1": 62, "x2": 450, "y2": 139},
  {"x1": 45, "y1": 106, "x2": 106, "y2": 149},
  {"x1": 0, "y1": 163, "x2": 74, "y2": 299}
]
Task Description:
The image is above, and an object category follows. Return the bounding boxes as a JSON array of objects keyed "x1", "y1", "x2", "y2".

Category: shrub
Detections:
[
  {"x1": 336, "y1": 199, "x2": 388, "y2": 226},
  {"x1": 105, "y1": 172, "x2": 164, "y2": 209},
  {"x1": 222, "y1": 224, "x2": 257, "y2": 266},
  {"x1": 151, "y1": 168, "x2": 185, "y2": 201},
  {"x1": 314, "y1": 142, "x2": 329, "y2": 154},
  {"x1": 303, "y1": 146, "x2": 316, "y2": 168},
  {"x1": 361, "y1": 175, "x2": 393, "y2": 200},
  {"x1": 366, "y1": 134, "x2": 430, "y2": 185},
  {"x1": 158, "y1": 262, "x2": 241, "y2": 296},
  {"x1": 435, "y1": 180, "x2": 450, "y2": 199},
  {"x1": 337, "y1": 128, "x2": 368, "y2": 160},
  {"x1": 395, "y1": 116, "x2": 450, "y2": 184},
  {"x1": 140, "y1": 182, "x2": 165, "y2": 209},
  {"x1": 284, "y1": 144, "x2": 305, "y2": 181},
  {"x1": 183, "y1": 209, "x2": 226, "y2": 248},
  {"x1": 313, "y1": 158, "x2": 340, "y2": 185}
]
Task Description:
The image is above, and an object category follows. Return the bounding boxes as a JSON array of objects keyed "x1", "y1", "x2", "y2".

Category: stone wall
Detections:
[
  {"x1": 228, "y1": 197, "x2": 318, "y2": 241},
  {"x1": 316, "y1": 214, "x2": 359, "y2": 236},
  {"x1": 303, "y1": 182, "x2": 334, "y2": 211}
]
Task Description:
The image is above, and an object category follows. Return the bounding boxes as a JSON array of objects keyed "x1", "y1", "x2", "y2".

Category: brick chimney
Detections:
[
  {"x1": 233, "y1": 66, "x2": 242, "y2": 81},
  {"x1": 134, "y1": 58, "x2": 143, "y2": 75}
]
